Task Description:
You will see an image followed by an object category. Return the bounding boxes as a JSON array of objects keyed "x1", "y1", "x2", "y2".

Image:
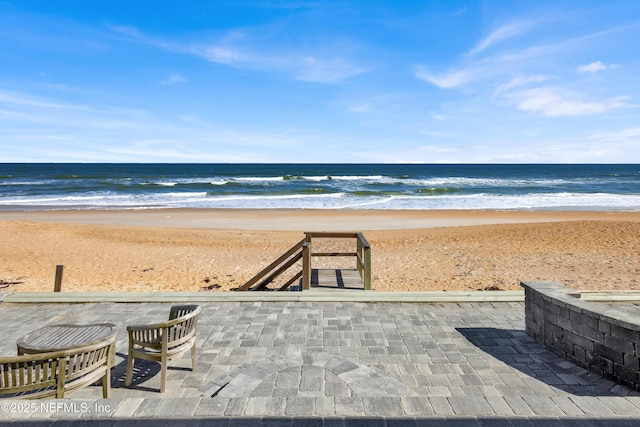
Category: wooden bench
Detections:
[
  {"x1": 0, "y1": 335, "x2": 116, "y2": 399},
  {"x1": 125, "y1": 304, "x2": 201, "y2": 393}
]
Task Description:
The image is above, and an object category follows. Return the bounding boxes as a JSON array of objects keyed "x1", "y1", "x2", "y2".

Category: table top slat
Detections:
[{"x1": 17, "y1": 323, "x2": 117, "y2": 354}]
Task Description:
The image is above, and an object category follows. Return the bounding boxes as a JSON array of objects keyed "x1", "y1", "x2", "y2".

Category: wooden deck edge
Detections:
[
  {"x1": 1, "y1": 290, "x2": 527, "y2": 304},
  {"x1": 5, "y1": 290, "x2": 637, "y2": 304},
  {"x1": 576, "y1": 290, "x2": 640, "y2": 302}
]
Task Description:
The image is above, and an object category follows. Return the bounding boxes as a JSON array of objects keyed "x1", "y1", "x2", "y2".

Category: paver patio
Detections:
[{"x1": 1, "y1": 298, "x2": 639, "y2": 426}]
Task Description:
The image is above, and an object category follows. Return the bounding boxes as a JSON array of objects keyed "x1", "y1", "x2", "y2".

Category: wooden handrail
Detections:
[
  {"x1": 235, "y1": 238, "x2": 306, "y2": 291},
  {"x1": 235, "y1": 232, "x2": 371, "y2": 291},
  {"x1": 250, "y1": 252, "x2": 303, "y2": 291},
  {"x1": 278, "y1": 271, "x2": 303, "y2": 291},
  {"x1": 305, "y1": 232, "x2": 359, "y2": 239},
  {"x1": 356, "y1": 232, "x2": 371, "y2": 248},
  {"x1": 312, "y1": 252, "x2": 357, "y2": 257},
  {"x1": 306, "y1": 231, "x2": 371, "y2": 291}
]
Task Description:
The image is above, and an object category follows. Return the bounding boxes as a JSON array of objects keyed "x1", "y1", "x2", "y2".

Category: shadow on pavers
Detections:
[
  {"x1": 457, "y1": 327, "x2": 633, "y2": 397},
  {"x1": 108, "y1": 352, "x2": 161, "y2": 393}
]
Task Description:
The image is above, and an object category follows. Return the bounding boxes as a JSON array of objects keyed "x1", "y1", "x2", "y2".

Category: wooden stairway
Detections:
[{"x1": 235, "y1": 232, "x2": 371, "y2": 292}]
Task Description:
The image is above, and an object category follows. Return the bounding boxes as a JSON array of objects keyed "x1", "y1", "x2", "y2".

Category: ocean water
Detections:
[{"x1": 0, "y1": 163, "x2": 639, "y2": 211}]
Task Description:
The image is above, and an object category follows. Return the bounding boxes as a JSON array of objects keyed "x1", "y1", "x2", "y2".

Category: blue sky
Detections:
[{"x1": 1, "y1": 1, "x2": 639, "y2": 163}]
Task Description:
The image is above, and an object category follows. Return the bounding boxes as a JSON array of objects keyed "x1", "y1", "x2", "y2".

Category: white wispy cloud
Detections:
[
  {"x1": 160, "y1": 74, "x2": 188, "y2": 85},
  {"x1": 531, "y1": 129, "x2": 640, "y2": 163},
  {"x1": 349, "y1": 103, "x2": 372, "y2": 113},
  {"x1": 414, "y1": 66, "x2": 480, "y2": 89},
  {"x1": 452, "y1": 7, "x2": 467, "y2": 16},
  {"x1": 195, "y1": 43, "x2": 367, "y2": 83},
  {"x1": 417, "y1": 19, "x2": 638, "y2": 92},
  {"x1": 41, "y1": 83, "x2": 85, "y2": 92},
  {"x1": 201, "y1": 45, "x2": 245, "y2": 64},
  {"x1": 578, "y1": 61, "x2": 606, "y2": 73},
  {"x1": 109, "y1": 24, "x2": 367, "y2": 83},
  {"x1": 415, "y1": 17, "x2": 636, "y2": 126},
  {"x1": 579, "y1": 127, "x2": 640, "y2": 159},
  {"x1": 467, "y1": 21, "x2": 534, "y2": 56},
  {"x1": 577, "y1": 60, "x2": 620, "y2": 73},
  {"x1": 0, "y1": 87, "x2": 356, "y2": 162},
  {"x1": 493, "y1": 74, "x2": 554, "y2": 96},
  {"x1": 294, "y1": 56, "x2": 367, "y2": 83},
  {"x1": 507, "y1": 87, "x2": 631, "y2": 117},
  {"x1": 108, "y1": 24, "x2": 173, "y2": 50},
  {"x1": 231, "y1": 1, "x2": 321, "y2": 10},
  {"x1": 0, "y1": 89, "x2": 86, "y2": 110},
  {"x1": 414, "y1": 20, "x2": 543, "y2": 90}
]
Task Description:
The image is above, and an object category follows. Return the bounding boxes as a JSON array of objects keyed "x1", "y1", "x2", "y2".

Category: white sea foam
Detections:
[
  {"x1": 32, "y1": 192, "x2": 640, "y2": 210},
  {"x1": 3, "y1": 164, "x2": 638, "y2": 212},
  {"x1": 3, "y1": 174, "x2": 631, "y2": 189},
  {"x1": 329, "y1": 175, "x2": 385, "y2": 181},
  {"x1": 233, "y1": 176, "x2": 284, "y2": 183}
]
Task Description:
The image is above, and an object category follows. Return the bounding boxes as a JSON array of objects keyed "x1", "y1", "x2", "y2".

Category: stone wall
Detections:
[{"x1": 521, "y1": 281, "x2": 640, "y2": 391}]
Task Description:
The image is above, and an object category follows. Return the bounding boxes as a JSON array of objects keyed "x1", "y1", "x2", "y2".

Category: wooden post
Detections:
[
  {"x1": 54, "y1": 265, "x2": 64, "y2": 292},
  {"x1": 363, "y1": 246, "x2": 371, "y2": 291},
  {"x1": 356, "y1": 238, "x2": 363, "y2": 277},
  {"x1": 302, "y1": 233, "x2": 313, "y2": 291},
  {"x1": 302, "y1": 242, "x2": 311, "y2": 290}
]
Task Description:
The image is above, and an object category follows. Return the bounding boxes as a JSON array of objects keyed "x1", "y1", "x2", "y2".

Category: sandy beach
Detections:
[{"x1": 1, "y1": 209, "x2": 639, "y2": 293}]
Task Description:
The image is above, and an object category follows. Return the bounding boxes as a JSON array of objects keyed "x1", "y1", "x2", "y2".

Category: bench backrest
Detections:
[
  {"x1": 0, "y1": 336, "x2": 115, "y2": 399},
  {"x1": 129, "y1": 305, "x2": 202, "y2": 351},
  {"x1": 167, "y1": 305, "x2": 201, "y2": 348},
  {"x1": 0, "y1": 353, "x2": 60, "y2": 399}
]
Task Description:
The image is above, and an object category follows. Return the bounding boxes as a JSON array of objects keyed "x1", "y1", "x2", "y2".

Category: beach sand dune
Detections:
[{"x1": 1, "y1": 210, "x2": 639, "y2": 293}]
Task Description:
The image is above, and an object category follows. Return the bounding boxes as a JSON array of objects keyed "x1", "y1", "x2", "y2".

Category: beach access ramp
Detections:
[{"x1": 234, "y1": 232, "x2": 371, "y2": 292}]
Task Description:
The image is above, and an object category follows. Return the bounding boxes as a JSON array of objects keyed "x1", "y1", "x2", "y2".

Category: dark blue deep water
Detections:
[{"x1": 1, "y1": 163, "x2": 639, "y2": 211}]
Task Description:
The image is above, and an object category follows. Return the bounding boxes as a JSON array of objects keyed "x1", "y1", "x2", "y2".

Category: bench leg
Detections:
[
  {"x1": 191, "y1": 342, "x2": 197, "y2": 371},
  {"x1": 104, "y1": 342, "x2": 115, "y2": 397},
  {"x1": 160, "y1": 355, "x2": 167, "y2": 393},
  {"x1": 125, "y1": 355, "x2": 135, "y2": 387},
  {"x1": 57, "y1": 359, "x2": 66, "y2": 398},
  {"x1": 102, "y1": 370, "x2": 111, "y2": 398}
]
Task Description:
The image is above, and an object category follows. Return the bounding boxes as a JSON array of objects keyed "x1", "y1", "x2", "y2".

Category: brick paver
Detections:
[{"x1": 1, "y1": 300, "x2": 639, "y2": 425}]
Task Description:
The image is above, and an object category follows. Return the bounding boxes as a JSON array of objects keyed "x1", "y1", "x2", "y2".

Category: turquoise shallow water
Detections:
[{"x1": 0, "y1": 163, "x2": 639, "y2": 211}]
